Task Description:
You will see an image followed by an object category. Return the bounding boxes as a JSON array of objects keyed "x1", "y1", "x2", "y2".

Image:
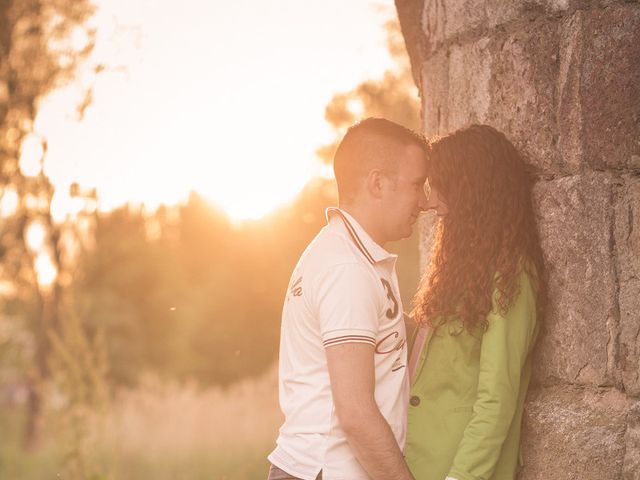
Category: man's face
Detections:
[{"x1": 380, "y1": 144, "x2": 429, "y2": 243}]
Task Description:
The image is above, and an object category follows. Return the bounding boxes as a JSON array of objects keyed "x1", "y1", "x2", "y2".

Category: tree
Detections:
[
  {"x1": 0, "y1": 0, "x2": 97, "y2": 449},
  {"x1": 70, "y1": 180, "x2": 338, "y2": 388}
]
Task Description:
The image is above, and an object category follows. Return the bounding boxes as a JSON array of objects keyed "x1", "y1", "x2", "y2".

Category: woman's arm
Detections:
[{"x1": 447, "y1": 272, "x2": 538, "y2": 480}]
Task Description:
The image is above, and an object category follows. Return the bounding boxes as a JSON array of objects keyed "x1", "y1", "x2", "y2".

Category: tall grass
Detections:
[
  {"x1": 99, "y1": 363, "x2": 282, "y2": 479},
  {"x1": 1, "y1": 364, "x2": 282, "y2": 480}
]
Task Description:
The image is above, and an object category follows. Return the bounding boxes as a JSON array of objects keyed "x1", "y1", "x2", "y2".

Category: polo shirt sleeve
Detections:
[
  {"x1": 312, "y1": 263, "x2": 381, "y2": 349},
  {"x1": 448, "y1": 271, "x2": 538, "y2": 480}
]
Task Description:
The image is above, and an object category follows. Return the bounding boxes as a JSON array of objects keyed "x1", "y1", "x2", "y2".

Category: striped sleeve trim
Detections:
[{"x1": 323, "y1": 335, "x2": 376, "y2": 348}]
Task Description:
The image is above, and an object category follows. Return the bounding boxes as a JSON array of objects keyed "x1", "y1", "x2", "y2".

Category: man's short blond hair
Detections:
[{"x1": 333, "y1": 118, "x2": 427, "y2": 203}]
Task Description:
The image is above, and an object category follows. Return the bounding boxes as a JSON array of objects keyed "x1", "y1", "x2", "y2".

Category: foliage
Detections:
[
  {"x1": 58, "y1": 13, "x2": 424, "y2": 391},
  {"x1": 0, "y1": 7, "x2": 424, "y2": 479},
  {"x1": 71, "y1": 180, "x2": 337, "y2": 387},
  {"x1": 48, "y1": 306, "x2": 110, "y2": 480},
  {"x1": 0, "y1": 0, "x2": 98, "y2": 452},
  {"x1": 316, "y1": 15, "x2": 420, "y2": 163}
]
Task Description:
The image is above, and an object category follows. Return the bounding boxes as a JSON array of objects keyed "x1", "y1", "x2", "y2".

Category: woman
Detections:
[{"x1": 405, "y1": 125, "x2": 546, "y2": 480}]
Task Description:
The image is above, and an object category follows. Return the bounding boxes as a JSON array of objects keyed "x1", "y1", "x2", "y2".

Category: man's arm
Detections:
[{"x1": 326, "y1": 342, "x2": 415, "y2": 480}]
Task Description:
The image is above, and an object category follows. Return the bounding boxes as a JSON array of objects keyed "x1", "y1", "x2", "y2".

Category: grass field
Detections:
[{"x1": 0, "y1": 364, "x2": 282, "y2": 480}]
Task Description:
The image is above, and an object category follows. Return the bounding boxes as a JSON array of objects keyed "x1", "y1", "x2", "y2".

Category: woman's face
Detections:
[{"x1": 424, "y1": 178, "x2": 449, "y2": 217}]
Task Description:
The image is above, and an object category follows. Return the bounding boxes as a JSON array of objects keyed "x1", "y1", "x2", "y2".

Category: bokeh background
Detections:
[{"x1": 0, "y1": 1, "x2": 423, "y2": 478}]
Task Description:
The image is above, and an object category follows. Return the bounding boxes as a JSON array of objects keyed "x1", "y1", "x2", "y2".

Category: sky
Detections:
[{"x1": 31, "y1": 0, "x2": 397, "y2": 221}]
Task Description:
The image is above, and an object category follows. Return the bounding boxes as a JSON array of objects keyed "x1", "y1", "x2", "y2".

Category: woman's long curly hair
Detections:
[{"x1": 412, "y1": 124, "x2": 546, "y2": 333}]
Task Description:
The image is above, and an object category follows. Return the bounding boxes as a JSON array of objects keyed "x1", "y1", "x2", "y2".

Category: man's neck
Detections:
[{"x1": 338, "y1": 203, "x2": 387, "y2": 247}]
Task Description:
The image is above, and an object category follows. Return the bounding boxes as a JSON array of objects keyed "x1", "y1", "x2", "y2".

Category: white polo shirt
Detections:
[{"x1": 268, "y1": 207, "x2": 409, "y2": 480}]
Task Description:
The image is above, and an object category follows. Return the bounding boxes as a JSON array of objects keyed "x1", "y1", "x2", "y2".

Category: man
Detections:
[{"x1": 268, "y1": 118, "x2": 429, "y2": 480}]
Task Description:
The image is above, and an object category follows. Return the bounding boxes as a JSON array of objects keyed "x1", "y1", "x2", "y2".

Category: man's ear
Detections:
[{"x1": 366, "y1": 169, "x2": 385, "y2": 199}]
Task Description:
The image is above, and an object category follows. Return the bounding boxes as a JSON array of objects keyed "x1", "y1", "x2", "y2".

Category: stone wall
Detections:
[{"x1": 395, "y1": 1, "x2": 640, "y2": 478}]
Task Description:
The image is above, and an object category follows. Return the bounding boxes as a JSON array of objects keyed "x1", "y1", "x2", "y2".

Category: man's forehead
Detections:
[
  {"x1": 398, "y1": 145, "x2": 428, "y2": 175},
  {"x1": 367, "y1": 142, "x2": 426, "y2": 176}
]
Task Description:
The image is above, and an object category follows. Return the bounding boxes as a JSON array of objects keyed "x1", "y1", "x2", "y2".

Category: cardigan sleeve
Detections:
[{"x1": 447, "y1": 271, "x2": 537, "y2": 480}]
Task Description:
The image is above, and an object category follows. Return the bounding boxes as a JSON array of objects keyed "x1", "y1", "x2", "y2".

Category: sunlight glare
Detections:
[
  {"x1": 25, "y1": 220, "x2": 47, "y2": 252},
  {"x1": 190, "y1": 118, "x2": 325, "y2": 220},
  {"x1": 19, "y1": 134, "x2": 44, "y2": 177},
  {"x1": 70, "y1": 26, "x2": 91, "y2": 52},
  {"x1": 51, "y1": 189, "x2": 89, "y2": 222},
  {"x1": 34, "y1": 251, "x2": 58, "y2": 288},
  {"x1": 0, "y1": 279, "x2": 16, "y2": 298},
  {"x1": 0, "y1": 188, "x2": 18, "y2": 217},
  {"x1": 35, "y1": 0, "x2": 395, "y2": 221},
  {"x1": 346, "y1": 98, "x2": 364, "y2": 118}
]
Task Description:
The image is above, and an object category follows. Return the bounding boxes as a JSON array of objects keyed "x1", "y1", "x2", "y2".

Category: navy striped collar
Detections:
[{"x1": 325, "y1": 207, "x2": 396, "y2": 265}]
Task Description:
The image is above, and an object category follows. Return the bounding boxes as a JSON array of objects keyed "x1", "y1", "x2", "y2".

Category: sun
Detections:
[
  {"x1": 188, "y1": 122, "x2": 329, "y2": 221},
  {"x1": 32, "y1": 0, "x2": 393, "y2": 222}
]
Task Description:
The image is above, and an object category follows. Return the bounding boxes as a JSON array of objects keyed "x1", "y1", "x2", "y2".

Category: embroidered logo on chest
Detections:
[{"x1": 380, "y1": 278, "x2": 399, "y2": 319}]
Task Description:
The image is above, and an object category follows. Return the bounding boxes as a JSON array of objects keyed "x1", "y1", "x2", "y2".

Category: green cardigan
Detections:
[{"x1": 406, "y1": 270, "x2": 538, "y2": 480}]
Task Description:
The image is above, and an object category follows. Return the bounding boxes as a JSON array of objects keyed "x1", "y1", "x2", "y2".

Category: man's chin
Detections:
[{"x1": 390, "y1": 227, "x2": 413, "y2": 242}]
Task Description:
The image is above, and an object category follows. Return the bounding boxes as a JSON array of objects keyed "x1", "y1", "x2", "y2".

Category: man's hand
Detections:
[{"x1": 326, "y1": 342, "x2": 415, "y2": 480}]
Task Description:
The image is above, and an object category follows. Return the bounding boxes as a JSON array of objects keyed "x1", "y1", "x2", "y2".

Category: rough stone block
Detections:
[
  {"x1": 580, "y1": 5, "x2": 640, "y2": 170},
  {"x1": 532, "y1": 173, "x2": 616, "y2": 386},
  {"x1": 420, "y1": 21, "x2": 561, "y2": 172},
  {"x1": 421, "y1": 0, "x2": 570, "y2": 52},
  {"x1": 419, "y1": 3, "x2": 640, "y2": 173},
  {"x1": 619, "y1": 279, "x2": 640, "y2": 397},
  {"x1": 519, "y1": 385, "x2": 630, "y2": 480},
  {"x1": 556, "y1": 11, "x2": 585, "y2": 171},
  {"x1": 421, "y1": 48, "x2": 449, "y2": 138},
  {"x1": 623, "y1": 402, "x2": 640, "y2": 480},
  {"x1": 484, "y1": 21, "x2": 559, "y2": 172},
  {"x1": 446, "y1": 37, "x2": 492, "y2": 132},
  {"x1": 557, "y1": 6, "x2": 640, "y2": 172},
  {"x1": 614, "y1": 176, "x2": 640, "y2": 396},
  {"x1": 422, "y1": 0, "x2": 485, "y2": 51}
]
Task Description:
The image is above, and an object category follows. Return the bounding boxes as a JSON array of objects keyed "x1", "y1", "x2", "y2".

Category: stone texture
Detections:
[
  {"x1": 394, "y1": 0, "x2": 427, "y2": 88},
  {"x1": 556, "y1": 11, "x2": 585, "y2": 171},
  {"x1": 421, "y1": 47, "x2": 449, "y2": 137},
  {"x1": 417, "y1": 210, "x2": 440, "y2": 277},
  {"x1": 580, "y1": 6, "x2": 640, "y2": 170},
  {"x1": 519, "y1": 385, "x2": 630, "y2": 480},
  {"x1": 619, "y1": 278, "x2": 640, "y2": 396},
  {"x1": 422, "y1": 0, "x2": 484, "y2": 52},
  {"x1": 406, "y1": 1, "x2": 640, "y2": 477},
  {"x1": 532, "y1": 173, "x2": 616, "y2": 386},
  {"x1": 623, "y1": 402, "x2": 640, "y2": 480},
  {"x1": 446, "y1": 37, "x2": 492, "y2": 130},
  {"x1": 419, "y1": 3, "x2": 640, "y2": 173},
  {"x1": 484, "y1": 21, "x2": 559, "y2": 173},
  {"x1": 421, "y1": 20, "x2": 560, "y2": 172},
  {"x1": 421, "y1": 0, "x2": 570, "y2": 54},
  {"x1": 614, "y1": 176, "x2": 640, "y2": 396},
  {"x1": 556, "y1": 5, "x2": 640, "y2": 172}
]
